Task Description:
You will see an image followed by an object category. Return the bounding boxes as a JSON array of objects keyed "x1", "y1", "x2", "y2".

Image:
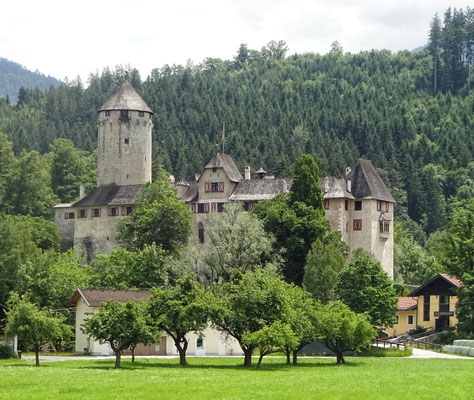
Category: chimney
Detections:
[
  {"x1": 79, "y1": 184, "x2": 85, "y2": 200},
  {"x1": 346, "y1": 179, "x2": 351, "y2": 193},
  {"x1": 282, "y1": 180, "x2": 288, "y2": 193},
  {"x1": 245, "y1": 165, "x2": 251, "y2": 180}
]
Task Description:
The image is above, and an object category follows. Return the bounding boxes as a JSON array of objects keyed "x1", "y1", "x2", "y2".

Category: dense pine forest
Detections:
[{"x1": 0, "y1": 7, "x2": 472, "y2": 285}]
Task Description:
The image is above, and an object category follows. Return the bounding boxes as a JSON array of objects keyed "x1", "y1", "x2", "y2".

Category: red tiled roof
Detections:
[
  {"x1": 398, "y1": 297, "x2": 417, "y2": 311},
  {"x1": 67, "y1": 289, "x2": 151, "y2": 308},
  {"x1": 440, "y1": 274, "x2": 463, "y2": 287}
]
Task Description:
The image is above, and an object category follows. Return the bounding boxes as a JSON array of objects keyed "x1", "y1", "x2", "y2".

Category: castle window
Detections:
[
  {"x1": 353, "y1": 219, "x2": 362, "y2": 231},
  {"x1": 124, "y1": 138, "x2": 129, "y2": 144},
  {"x1": 92, "y1": 208, "x2": 101, "y2": 217},
  {"x1": 379, "y1": 221, "x2": 390, "y2": 233},
  {"x1": 385, "y1": 202, "x2": 390, "y2": 212},
  {"x1": 355, "y1": 201, "x2": 362, "y2": 211},
  {"x1": 211, "y1": 182, "x2": 219, "y2": 192},
  {"x1": 105, "y1": 110, "x2": 111, "y2": 117},
  {"x1": 377, "y1": 201, "x2": 382, "y2": 211},
  {"x1": 108, "y1": 207, "x2": 118, "y2": 217},
  {"x1": 211, "y1": 202, "x2": 217, "y2": 212},
  {"x1": 217, "y1": 203, "x2": 224, "y2": 212},
  {"x1": 345, "y1": 200, "x2": 348, "y2": 211},
  {"x1": 126, "y1": 206, "x2": 134, "y2": 215},
  {"x1": 198, "y1": 203, "x2": 205, "y2": 213},
  {"x1": 212, "y1": 168, "x2": 216, "y2": 172},
  {"x1": 120, "y1": 110, "x2": 129, "y2": 121},
  {"x1": 138, "y1": 111, "x2": 144, "y2": 117},
  {"x1": 243, "y1": 202, "x2": 249, "y2": 211},
  {"x1": 324, "y1": 199, "x2": 329, "y2": 210},
  {"x1": 78, "y1": 209, "x2": 87, "y2": 218}
]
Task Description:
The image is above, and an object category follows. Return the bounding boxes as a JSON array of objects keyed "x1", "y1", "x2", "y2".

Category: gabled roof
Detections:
[
  {"x1": 229, "y1": 179, "x2": 291, "y2": 201},
  {"x1": 348, "y1": 159, "x2": 394, "y2": 202},
  {"x1": 98, "y1": 81, "x2": 152, "y2": 113},
  {"x1": 204, "y1": 153, "x2": 242, "y2": 183},
  {"x1": 320, "y1": 177, "x2": 354, "y2": 199},
  {"x1": 180, "y1": 181, "x2": 199, "y2": 202},
  {"x1": 73, "y1": 184, "x2": 142, "y2": 207},
  {"x1": 397, "y1": 297, "x2": 417, "y2": 311},
  {"x1": 67, "y1": 289, "x2": 151, "y2": 308},
  {"x1": 409, "y1": 273, "x2": 463, "y2": 297}
]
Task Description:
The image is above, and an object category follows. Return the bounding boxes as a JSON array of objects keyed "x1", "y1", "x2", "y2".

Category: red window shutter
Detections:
[
  {"x1": 324, "y1": 199, "x2": 329, "y2": 210},
  {"x1": 204, "y1": 182, "x2": 210, "y2": 192},
  {"x1": 219, "y1": 182, "x2": 224, "y2": 192},
  {"x1": 249, "y1": 202, "x2": 254, "y2": 211},
  {"x1": 107, "y1": 208, "x2": 112, "y2": 217},
  {"x1": 211, "y1": 202, "x2": 216, "y2": 212},
  {"x1": 204, "y1": 203, "x2": 210, "y2": 213},
  {"x1": 191, "y1": 203, "x2": 196, "y2": 213},
  {"x1": 385, "y1": 202, "x2": 389, "y2": 212},
  {"x1": 353, "y1": 219, "x2": 362, "y2": 231},
  {"x1": 377, "y1": 201, "x2": 381, "y2": 211},
  {"x1": 121, "y1": 207, "x2": 126, "y2": 216}
]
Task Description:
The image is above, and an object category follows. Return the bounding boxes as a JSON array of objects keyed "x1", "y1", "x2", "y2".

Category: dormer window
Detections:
[{"x1": 120, "y1": 110, "x2": 129, "y2": 120}]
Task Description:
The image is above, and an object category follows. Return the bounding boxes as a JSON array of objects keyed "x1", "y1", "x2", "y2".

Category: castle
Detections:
[{"x1": 54, "y1": 81, "x2": 394, "y2": 276}]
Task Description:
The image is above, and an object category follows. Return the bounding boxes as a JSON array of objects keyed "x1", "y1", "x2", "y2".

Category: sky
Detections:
[{"x1": 1, "y1": 1, "x2": 470, "y2": 82}]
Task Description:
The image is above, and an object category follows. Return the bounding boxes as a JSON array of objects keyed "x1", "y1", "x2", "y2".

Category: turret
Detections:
[{"x1": 96, "y1": 81, "x2": 153, "y2": 186}]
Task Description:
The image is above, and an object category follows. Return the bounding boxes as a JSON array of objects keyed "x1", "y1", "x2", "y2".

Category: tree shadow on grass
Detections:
[{"x1": 77, "y1": 358, "x2": 365, "y2": 371}]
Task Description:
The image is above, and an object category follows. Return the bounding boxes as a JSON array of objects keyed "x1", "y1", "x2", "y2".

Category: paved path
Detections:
[{"x1": 409, "y1": 347, "x2": 473, "y2": 359}]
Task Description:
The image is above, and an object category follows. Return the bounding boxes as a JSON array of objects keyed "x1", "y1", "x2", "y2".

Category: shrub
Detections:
[
  {"x1": 0, "y1": 345, "x2": 14, "y2": 359},
  {"x1": 435, "y1": 327, "x2": 458, "y2": 345}
]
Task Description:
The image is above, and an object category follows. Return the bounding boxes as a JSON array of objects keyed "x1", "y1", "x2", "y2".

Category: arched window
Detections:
[{"x1": 198, "y1": 222, "x2": 204, "y2": 244}]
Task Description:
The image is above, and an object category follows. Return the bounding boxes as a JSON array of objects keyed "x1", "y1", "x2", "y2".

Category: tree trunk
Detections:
[
  {"x1": 243, "y1": 348, "x2": 253, "y2": 367},
  {"x1": 336, "y1": 352, "x2": 345, "y2": 365},
  {"x1": 292, "y1": 350, "x2": 298, "y2": 365},
  {"x1": 114, "y1": 350, "x2": 121, "y2": 369},
  {"x1": 285, "y1": 348, "x2": 291, "y2": 364},
  {"x1": 131, "y1": 347, "x2": 135, "y2": 363},
  {"x1": 257, "y1": 354, "x2": 264, "y2": 368},
  {"x1": 178, "y1": 347, "x2": 187, "y2": 366},
  {"x1": 34, "y1": 346, "x2": 40, "y2": 367}
]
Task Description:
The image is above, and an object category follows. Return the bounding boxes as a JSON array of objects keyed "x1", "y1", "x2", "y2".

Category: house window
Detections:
[
  {"x1": 124, "y1": 138, "x2": 129, "y2": 144},
  {"x1": 198, "y1": 203, "x2": 205, "y2": 213},
  {"x1": 423, "y1": 295, "x2": 430, "y2": 321},
  {"x1": 353, "y1": 219, "x2": 362, "y2": 231},
  {"x1": 105, "y1": 110, "x2": 111, "y2": 117},
  {"x1": 355, "y1": 201, "x2": 362, "y2": 211},
  {"x1": 440, "y1": 295, "x2": 450, "y2": 313},
  {"x1": 92, "y1": 208, "x2": 101, "y2": 217},
  {"x1": 108, "y1": 207, "x2": 118, "y2": 217},
  {"x1": 68, "y1": 212, "x2": 75, "y2": 219},
  {"x1": 324, "y1": 199, "x2": 330, "y2": 210},
  {"x1": 345, "y1": 200, "x2": 348, "y2": 211},
  {"x1": 395, "y1": 315, "x2": 399, "y2": 324},
  {"x1": 407, "y1": 315, "x2": 414, "y2": 325},
  {"x1": 138, "y1": 111, "x2": 144, "y2": 117},
  {"x1": 198, "y1": 223, "x2": 204, "y2": 244},
  {"x1": 211, "y1": 182, "x2": 219, "y2": 192},
  {"x1": 126, "y1": 206, "x2": 133, "y2": 215},
  {"x1": 120, "y1": 110, "x2": 129, "y2": 120},
  {"x1": 196, "y1": 338, "x2": 204, "y2": 348},
  {"x1": 78, "y1": 209, "x2": 87, "y2": 218},
  {"x1": 217, "y1": 203, "x2": 224, "y2": 212}
]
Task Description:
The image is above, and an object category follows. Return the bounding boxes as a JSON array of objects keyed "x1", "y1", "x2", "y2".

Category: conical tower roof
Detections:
[{"x1": 98, "y1": 81, "x2": 152, "y2": 113}]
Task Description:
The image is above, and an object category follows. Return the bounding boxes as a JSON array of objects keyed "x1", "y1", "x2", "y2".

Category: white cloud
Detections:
[{"x1": 1, "y1": 0, "x2": 470, "y2": 81}]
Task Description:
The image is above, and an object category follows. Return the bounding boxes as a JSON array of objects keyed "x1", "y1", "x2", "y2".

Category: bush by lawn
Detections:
[{"x1": 0, "y1": 356, "x2": 473, "y2": 399}]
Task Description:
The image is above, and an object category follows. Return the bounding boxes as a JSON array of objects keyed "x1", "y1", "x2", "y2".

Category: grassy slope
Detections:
[{"x1": 0, "y1": 357, "x2": 473, "y2": 400}]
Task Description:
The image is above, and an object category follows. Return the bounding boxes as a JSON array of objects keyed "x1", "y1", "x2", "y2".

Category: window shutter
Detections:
[
  {"x1": 219, "y1": 182, "x2": 224, "y2": 192},
  {"x1": 204, "y1": 203, "x2": 210, "y2": 213},
  {"x1": 204, "y1": 182, "x2": 210, "y2": 192},
  {"x1": 353, "y1": 219, "x2": 362, "y2": 231},
  {"x1": 211, "y1": 202, "x2": 216, "y2": 212},
  {"x1": 121, "y1": 207, "x2": 126, "y2": 216},
  {"x1": 107, "y1": 208, "x2": 112, "y2": 217},
  {"x1": 377, "y1": 201, "x2": 381, "y2": 211},
  {"x1": 64, "y1": 212, "x2": 69, "y2": 219},
  {"x1": 191, "y1": 203, "x2": 196, "y2": 213},
  {"x1": 385, "y1": 202, "x2": 389, "y2": 212}
]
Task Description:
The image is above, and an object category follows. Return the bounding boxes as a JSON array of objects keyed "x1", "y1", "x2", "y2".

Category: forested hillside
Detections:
[
  {"x1": 0, "y1": 58, "x2": 61, "y2": 103},
  {"x1": 0, "y1": 8, "x2": 472, "y2": 242}
]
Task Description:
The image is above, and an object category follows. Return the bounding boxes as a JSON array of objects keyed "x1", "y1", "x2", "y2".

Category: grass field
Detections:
[{"x1": 1, "y1": 356, "x2": 473, "y2": 400}]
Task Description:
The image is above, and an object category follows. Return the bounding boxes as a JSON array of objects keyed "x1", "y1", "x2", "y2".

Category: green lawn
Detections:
[{"x1": 1, "y1": 356, "x2": 473, "y2": 399}]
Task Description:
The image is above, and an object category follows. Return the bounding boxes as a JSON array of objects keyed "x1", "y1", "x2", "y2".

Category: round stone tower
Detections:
[{"x1": 96, "y1": 81, "x2": 153, "y2": 187}]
